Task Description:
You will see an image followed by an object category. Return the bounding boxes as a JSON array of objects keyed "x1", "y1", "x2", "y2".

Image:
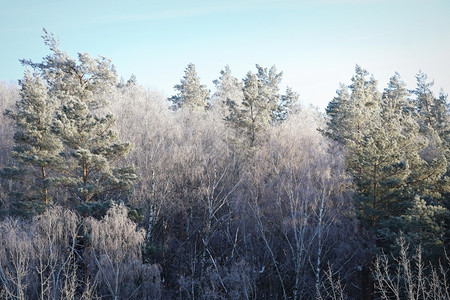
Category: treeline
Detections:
[{"x1": 0, "y1": 32, "x2": 448, "y2": 299}]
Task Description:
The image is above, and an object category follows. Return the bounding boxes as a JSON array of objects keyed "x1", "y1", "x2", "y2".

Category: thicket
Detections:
[{"x1": 0, "y1": 32, "x2": 448, "y2": 299}]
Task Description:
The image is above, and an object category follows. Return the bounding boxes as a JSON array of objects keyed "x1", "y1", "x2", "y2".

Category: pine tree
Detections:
[
  {"x1": 325, "y1": 65, "x2": 380, "y2": 146},
  {"x1": 230, "y1": 71, "x2": 273, "y2": 147},
  {"x1": 169, "y1": 63, "x2": 210, "y2": 110},
  {"x1": 212, "y1": 65, "x2": 243, "y2": 119},
  {"x1": 434, "y1": 91, "x2": 450, "y2": 145},
  {"x1": 21, "y1": 30, "x2": 117, "y2": 111},
  {"x1": 19, "y1": 29, "x2": 137, "y2": 204},
  {"x1": 255, "y1": 64, "x2": 283, "y2": 122},
  {"x1": 381, "y1": 72, "x2": 412, "y2": 119},
  {"x1": 343, "y1": 66, "x2": 382, "y2": 193},
  {"x1": 324, "y1": 83, "x2": 353, "y2": 143},
  {"x1": 353, "y1": 73, "x2": 437, "y2": 228},
  {"x1": 378, "y1": 196, "x2": 448, "y2": 262},
  {"x1": 2, "y1": 71, "x2": 62, "y2": 205},
  {"x1": 410, "y1": 72, "x2": 450, "y2": 255},
  {"x1": 52, "y1": 102, "x2": 136, "y2": 202},
  {"x1": 325, "y1": 68, "x2": 449, "y2": 262},
  {"x1": 410, "y1": 72, "x2": 448, "y2": 200},
  {"x1": 277, "y1": 86, "x2": 299, "y2": 122},
  {"x1": 412, "y1": 72, "x2": 439, "y2": 130},
  {"x1": 225, "y1": 65, "x2": 294, "y2": 146}
]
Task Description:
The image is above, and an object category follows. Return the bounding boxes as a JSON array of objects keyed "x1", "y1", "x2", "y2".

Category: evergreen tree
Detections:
[
  {"x1": 212, "y1": 65, "x2": 243, "y2": 119},
  {"x1": 378, "y1": 196, "x2": 448, "y2": 262},
  {"x1": 19, "y1": 30, "x2": 137, "y2": 204},
  {"x1": 343, "y1": 66, "x2": 382, "y2": 191},
  {"x1": 381, "y1": 72, "x2": 412, "y2": 118},
  {"x1": 324, "y1": 83, "x2": 353, "y2": 143},
  {"x1": 169, "y1": 63, "x2": 210, "y2": 110},
  {"x1": 52, "y1": 102, "x2": 136, "y2": 202},
  {"x1": 255, "y1": 64, "x2": 284, "y2": 122},
  {"x1": 21, "y1": 30, "x2": 117, "y2": 110},
  {"x1": 411, "y1": 72, "x2": 450, "y2": 255},
  {"x1": 434, "y1": 90, "x2": 450, "y2": 145},
  {"x1": 325, "y1": 65, "x2": 380, "y2": 146},
  {"x1": 325, "y1": 68, "x2": 449, "y2": 262},
  {"x1": 352, "y1": 73, "x2": 434, "y2": 229},
  {"x1": 230, "y1": 71, "x2": 273, "y2": 147},
  {"x1": 2, "y1": 71, "x2": 62, "y2": 205},
  {"x1": 412, "y1": 72, "x2": 439, "y2": 130},
  {"x1": 277, "y1": 86, "x2": 299, "y2": 121},
  {"x1": 225, "y1": 65, "x2": 295, "y2": 146},
  {"x1": 255, "y1": 64, "x2": 298, "y2": 122},
  {"x1": 410, "y1": 72, "x2": 448, "y2": 200}
]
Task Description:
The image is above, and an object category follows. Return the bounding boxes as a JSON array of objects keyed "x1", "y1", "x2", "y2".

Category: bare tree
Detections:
[
  {"x1": 0, "y1": 220, "x2": 34, "y2": 300},
  {"x1": 242, "y1": 108, "x2": 364, "y2": 299},
  {"x1": 31, "y1": 206, "x2": 80, "y2": 300},
  {"x1": 317, "y1": 263, "x2": 349, "y2": 300},
  {"x1": 374, "y1": 237, "x2": 449, "y2": 300},
  {"x1": 87, "y1": 203, "x2": 161, "y2": 299}
]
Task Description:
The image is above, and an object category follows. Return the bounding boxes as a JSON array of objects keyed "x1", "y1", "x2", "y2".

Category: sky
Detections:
[{"x1": 0, "y1": 0, "x2": 449, "y2": 110}]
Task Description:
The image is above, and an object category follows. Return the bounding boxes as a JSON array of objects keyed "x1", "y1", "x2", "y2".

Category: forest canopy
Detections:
[{"x1": 0, "y1": 31, "x2": 448, "y2": 299}]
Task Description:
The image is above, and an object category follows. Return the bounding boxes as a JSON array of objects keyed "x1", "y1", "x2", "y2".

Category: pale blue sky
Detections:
[{"x1": 1, "y1": 0, "x2": 449, "y2": 109}]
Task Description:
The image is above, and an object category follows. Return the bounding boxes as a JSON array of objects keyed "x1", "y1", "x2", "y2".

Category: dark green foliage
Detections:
[
  {"x1": 378, "y1": 197, "x2": 448, "y2": 263},
  {"x1": 9, "y1": 200, "x2": 50, "y2": 218},
  {"x1": 324, "y1": 66, "x2": 449, "y2": 267}
]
